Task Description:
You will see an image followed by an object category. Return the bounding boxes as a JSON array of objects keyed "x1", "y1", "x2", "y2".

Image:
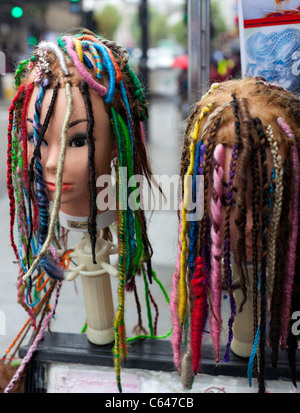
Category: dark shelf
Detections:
[{"x1": 19, "y1": 331, "x2": 299, "y2": 392}]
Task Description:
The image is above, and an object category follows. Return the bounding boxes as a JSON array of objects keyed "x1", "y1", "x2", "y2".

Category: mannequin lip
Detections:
[
  {"x1": 46, "y1": 182, "x2": 55, "y2": 191},
  {"x1": 62, "y1": 184, "x2": 71, "y2": 191},
  {"x1": 46, "y1": 182, "x2": 71, "y2": 191}
]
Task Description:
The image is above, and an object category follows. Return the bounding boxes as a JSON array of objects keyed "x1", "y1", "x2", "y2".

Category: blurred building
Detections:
[
  {"x1": 0, "y1": 0, "x2": 83, "y2": 99},
  {"x1": 0, "y1": 0, "x2": 82, "y2": 71}
]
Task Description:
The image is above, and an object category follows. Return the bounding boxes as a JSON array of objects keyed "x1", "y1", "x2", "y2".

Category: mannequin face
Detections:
[{"x1": 27, "y1": 86, "x2": 115, "y2": 216}]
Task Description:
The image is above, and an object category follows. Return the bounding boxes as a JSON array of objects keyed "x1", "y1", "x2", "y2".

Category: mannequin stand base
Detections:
[
  {"x1": 86, "y1": 326, "x2": 114, "y2": 346},
  {"x1": 19, "y1": 332, "x2": 299, "y2": 393},
  {"x1": 230, "y1": 337, "x2": 253, "y2": 358}
]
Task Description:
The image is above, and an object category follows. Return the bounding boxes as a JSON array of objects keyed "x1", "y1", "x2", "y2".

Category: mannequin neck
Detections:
[{"x1": 59, "y1": 209, "x2": 116, "y2": 232}]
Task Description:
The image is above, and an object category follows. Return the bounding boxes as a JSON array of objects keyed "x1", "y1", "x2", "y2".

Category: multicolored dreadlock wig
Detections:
[
  {"x1": 171, "y1": 77, "x2": 300, "y2": 393},
  {"x1": 4, "y1": 29, "x2": 169, "y2": 393}
]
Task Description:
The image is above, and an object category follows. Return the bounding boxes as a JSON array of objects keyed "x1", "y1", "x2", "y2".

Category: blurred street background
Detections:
[{"x1": 0, "y1": 0, "x2": 239, "y2": 359}]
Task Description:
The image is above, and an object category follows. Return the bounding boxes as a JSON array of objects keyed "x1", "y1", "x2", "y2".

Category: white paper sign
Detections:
[{"x1": 238, "y1": 0, "x2": 300, "y2": 94}]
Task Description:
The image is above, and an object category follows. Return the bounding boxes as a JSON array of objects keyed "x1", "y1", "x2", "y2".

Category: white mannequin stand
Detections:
[
  {"x1": 59, "y1": 210, "x2": 118, "y2": 345},
  {"x1": 230, "y1": 263, "x2": 256, "y2": 358}
]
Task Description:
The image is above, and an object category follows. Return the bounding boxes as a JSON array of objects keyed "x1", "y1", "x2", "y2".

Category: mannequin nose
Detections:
[{"x1": 43, "y1": 144, "x2": 60, "y2": 176}]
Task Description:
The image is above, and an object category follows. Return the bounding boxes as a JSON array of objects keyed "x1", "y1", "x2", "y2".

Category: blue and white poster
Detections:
[{"x1": 238, "y1": 0, "x2": 300, "y2": 94}]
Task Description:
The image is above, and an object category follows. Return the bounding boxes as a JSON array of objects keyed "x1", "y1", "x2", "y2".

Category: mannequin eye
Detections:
[
  {"x1": 27, "y1": 132, "x2": 34, "y2": 144},
  {"x1": 69, "y1": 134, "x2": 88, "y2": 148},
  {"x1": 27, "y1": 132, "x2": 47, "y2": 147}
]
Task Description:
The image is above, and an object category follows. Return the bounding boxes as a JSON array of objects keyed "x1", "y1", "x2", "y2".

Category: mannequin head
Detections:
[
  {"x1": 7, "y1": 30, "x2": 156, "y2": 391},
  {"x1": 26, "y1": 85, "x2": 114, "y2": 216},
  {"x1": 171, "y1": 77, "x2": 300, "y2": 391},
  {"x1": 8, "y1": 28, "x2": 152, "y2": 271}
]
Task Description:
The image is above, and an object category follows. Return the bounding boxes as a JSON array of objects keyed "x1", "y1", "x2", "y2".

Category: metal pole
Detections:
[
  {"x1": 188, "y1": 0, "x2": 211, "y2": 107},
  {"x1": 140, "y1": 0, "x2": 149, "y2": 94},
  {"x1": 139, "y1": 0, "x2": 149, "y2": 139}
]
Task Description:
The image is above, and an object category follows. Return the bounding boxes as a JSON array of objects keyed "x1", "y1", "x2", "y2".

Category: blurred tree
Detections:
[
  {"x1": 169, "y1": 19, "x2": 187, "y2": 47},
  {"x1": 210, "y1": 0, "x2": 228, "y2": 40},
  {"x1": 131, "y1": 7, "x2": 178, "y2": 48},
  {"x1": 148, "y1": 9, "x2": 169, "y2": 47},
  {"x1": 130, "y1": 12, "x2": 141, "y2": 47},
  {"x1": 93, "y1": 5, "x2": 122, "y2": 40}
]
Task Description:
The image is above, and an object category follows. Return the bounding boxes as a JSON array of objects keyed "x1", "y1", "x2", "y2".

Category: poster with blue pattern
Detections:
[{"x1": 238, "y1": 0, "x2": 300, "y2": 94}]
